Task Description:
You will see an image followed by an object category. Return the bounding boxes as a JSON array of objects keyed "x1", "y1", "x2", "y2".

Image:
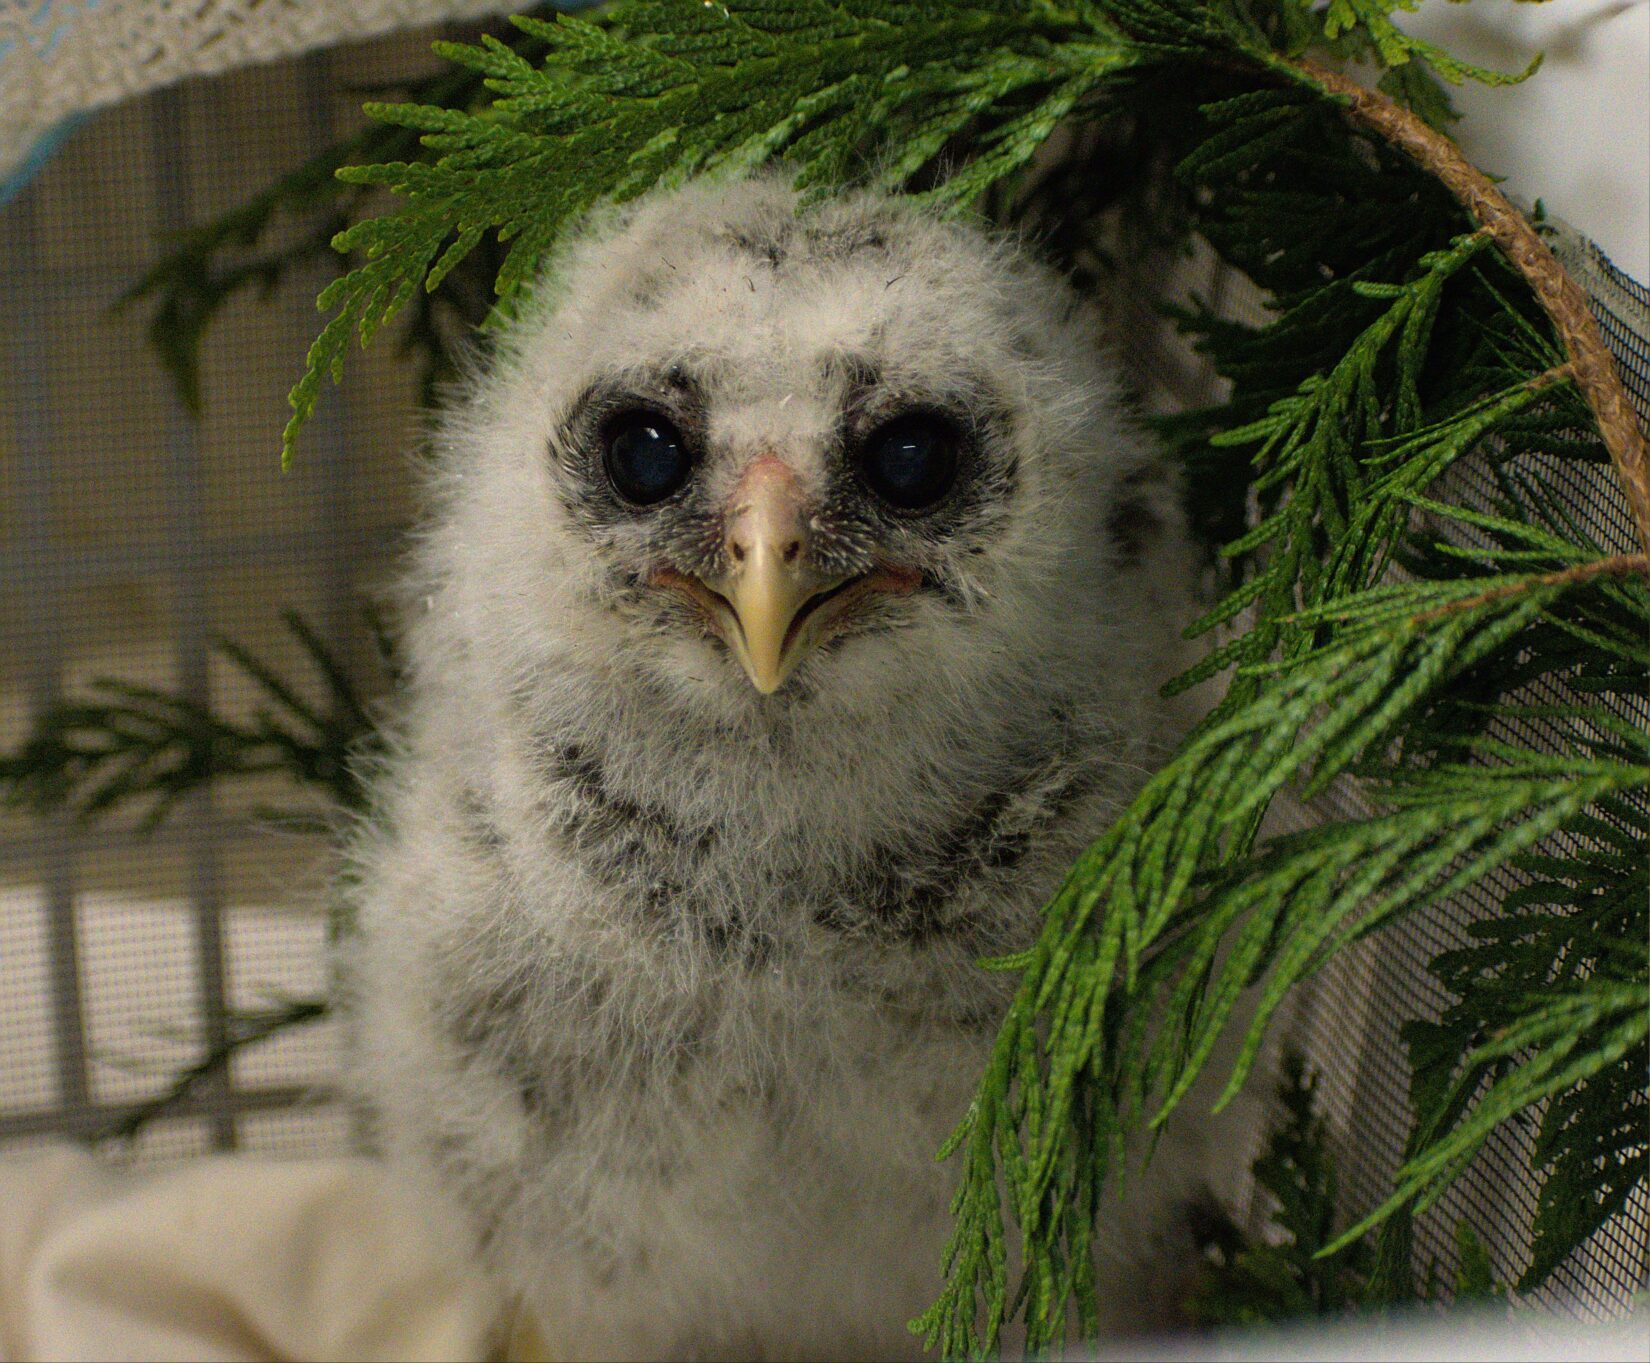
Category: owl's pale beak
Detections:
[{"x1": 702, "y1": 457, "x2": 837, "y2": 694}]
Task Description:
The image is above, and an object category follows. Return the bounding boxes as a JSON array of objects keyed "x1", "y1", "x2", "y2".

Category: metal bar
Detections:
[
  {"x1": 296, "y1": 51, "x2": 380, "y2": 1158},
  {"x1": 300, "y1": 51, "x2": 363, "y2": 668},
  {"x1": 0, "y1": 819, "x2": 328, "y2": 863},
  {"x1": 5, "y1": 169, "x2": 94, "y2": 1122},
  {"x1": 0, "y1": 524, "x2": 398, "y2": 593},
  {"x1": 0, "y1": 1086, "x2": 328, "y2": 1141},
  {"x1": 150, "y1": 88, "x2": 237, "y2": 1151}
]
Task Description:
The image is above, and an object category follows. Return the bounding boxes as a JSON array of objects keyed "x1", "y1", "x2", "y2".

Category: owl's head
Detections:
[{"x1": 431, "y1": 178, "x2": 1188, "y2": 736}]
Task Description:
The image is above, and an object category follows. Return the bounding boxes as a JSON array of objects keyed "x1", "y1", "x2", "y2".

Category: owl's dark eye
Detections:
[
  {"x1": 857, "y1": 413, "x2": 961, "y2": 512},
  {"x1": 602, "y1": 410, "x2": 693, "y2": 505}
]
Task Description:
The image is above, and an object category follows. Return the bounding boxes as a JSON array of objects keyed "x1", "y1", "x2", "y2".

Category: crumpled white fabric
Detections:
[
  {"x1": 0, "y1": 1144, "x2": 503, "y2": 1363},
  {"x1": 0, "y1": 1, "x2": 527, "y2": 194}
]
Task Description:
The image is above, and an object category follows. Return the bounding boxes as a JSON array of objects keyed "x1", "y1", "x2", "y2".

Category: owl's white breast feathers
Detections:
[{"x1": 342, "y1": 176, "x2": 1250, "y2": 1361}]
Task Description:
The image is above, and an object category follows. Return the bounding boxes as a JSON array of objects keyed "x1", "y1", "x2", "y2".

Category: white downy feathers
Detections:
[{"x1": 343, "y1": 177, "x2": 1254, "y2": 1361}]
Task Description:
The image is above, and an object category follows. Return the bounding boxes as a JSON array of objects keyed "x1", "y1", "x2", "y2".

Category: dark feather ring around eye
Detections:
[
  {"x1": 856, "y1": 411, "x2": 962, "y2": 513},
  {"x1": 601, "y1": 408, "x2": 694, "y2": 506}
]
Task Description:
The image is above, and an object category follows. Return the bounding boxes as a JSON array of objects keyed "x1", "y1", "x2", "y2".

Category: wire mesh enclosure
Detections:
[
  {"x1": 0, "y1": 14, "x2": 1644, "y2": 1328},
  {"x1": 1279, "y1": 240, "x2": 1650, "y2": 1316},
  {"x1": 0, "y1": 34, "x2": 435, "y2": 1161}
]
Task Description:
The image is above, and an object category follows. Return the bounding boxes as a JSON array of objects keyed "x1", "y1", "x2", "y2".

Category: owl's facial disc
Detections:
[{"x1": 656, "y1": 454, "x2": 919, "y2": 694}]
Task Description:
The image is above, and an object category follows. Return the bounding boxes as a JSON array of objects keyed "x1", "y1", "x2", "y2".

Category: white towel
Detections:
[{"x1": 0, "y1": 1144, "x2": 501, "y2": 1363}]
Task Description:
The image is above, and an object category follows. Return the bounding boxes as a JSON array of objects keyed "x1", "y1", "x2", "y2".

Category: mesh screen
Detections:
[
  {"x1": 0, "y1": 31, "x2": 1644, "y2": 1318},
  {"x1": 1251, "y1": 244, "x2": 1650, "y2": 1312},
  {"x1": 0, "y1": 33, "x2": 435, "y2": 1155}
]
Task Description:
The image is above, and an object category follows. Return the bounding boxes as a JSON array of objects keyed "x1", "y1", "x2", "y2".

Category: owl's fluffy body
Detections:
[{"x1": 346, "y1": 179, "x2": 1240, "y2": 1359}]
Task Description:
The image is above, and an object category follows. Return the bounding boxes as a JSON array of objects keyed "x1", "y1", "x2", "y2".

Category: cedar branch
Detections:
[
  {"x1": 1411, "y1": 554, "x2": 1649, "y2": 623},
  {"x1": 1294, "y1": 58, "x2": 1650, "y2": 565}
]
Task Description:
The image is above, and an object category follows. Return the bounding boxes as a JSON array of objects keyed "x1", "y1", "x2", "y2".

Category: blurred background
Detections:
[{"x1": 0, "y1": 15, "x2": 456, "y2": 1163}]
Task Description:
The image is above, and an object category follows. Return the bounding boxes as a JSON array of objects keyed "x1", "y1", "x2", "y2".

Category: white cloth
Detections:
[
  {"x1": 1085, "y1": 1309, "x2": 1650, "y2": 1362},
  {"x1": 0, "y1": 0, "x2": 526, "y2": 191},
  {"x1": 0, "y1": 1144, "x2": 502, "y2": 1362},
  {"x1": 1402, "y1": 0, "x2": 1649, "y2": 281},
  {"x1": 2, "y1": 1144, "x2": 1645, "y2": 1362}
]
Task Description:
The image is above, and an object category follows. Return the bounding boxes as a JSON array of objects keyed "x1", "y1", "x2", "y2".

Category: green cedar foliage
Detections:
[
  {"x1": 120, "y1": 24, "x2": 549, "y2": 412},
  {"x1": 1186, "y1": 1054, "x2": 1375, "y2": 1326},
  {"x1": 9, "y1": 0, "x2": 1646, "y2": 1353},
  {"x1": 278, "y1": 0, "x2": 1540, "y2": 465},
  {"x1": 1186, "y1": 1054, "x2": 1506, "y2": 1328},
  {"x1": 0, "y1": 613, "x2": 389, "y2": 1140},
  {"x1": 0, "y1": 611, "x2": 386, "y2": 832},
  {"x1": 96, "y1": 998, "x2": 332, "y2": 1143}
]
